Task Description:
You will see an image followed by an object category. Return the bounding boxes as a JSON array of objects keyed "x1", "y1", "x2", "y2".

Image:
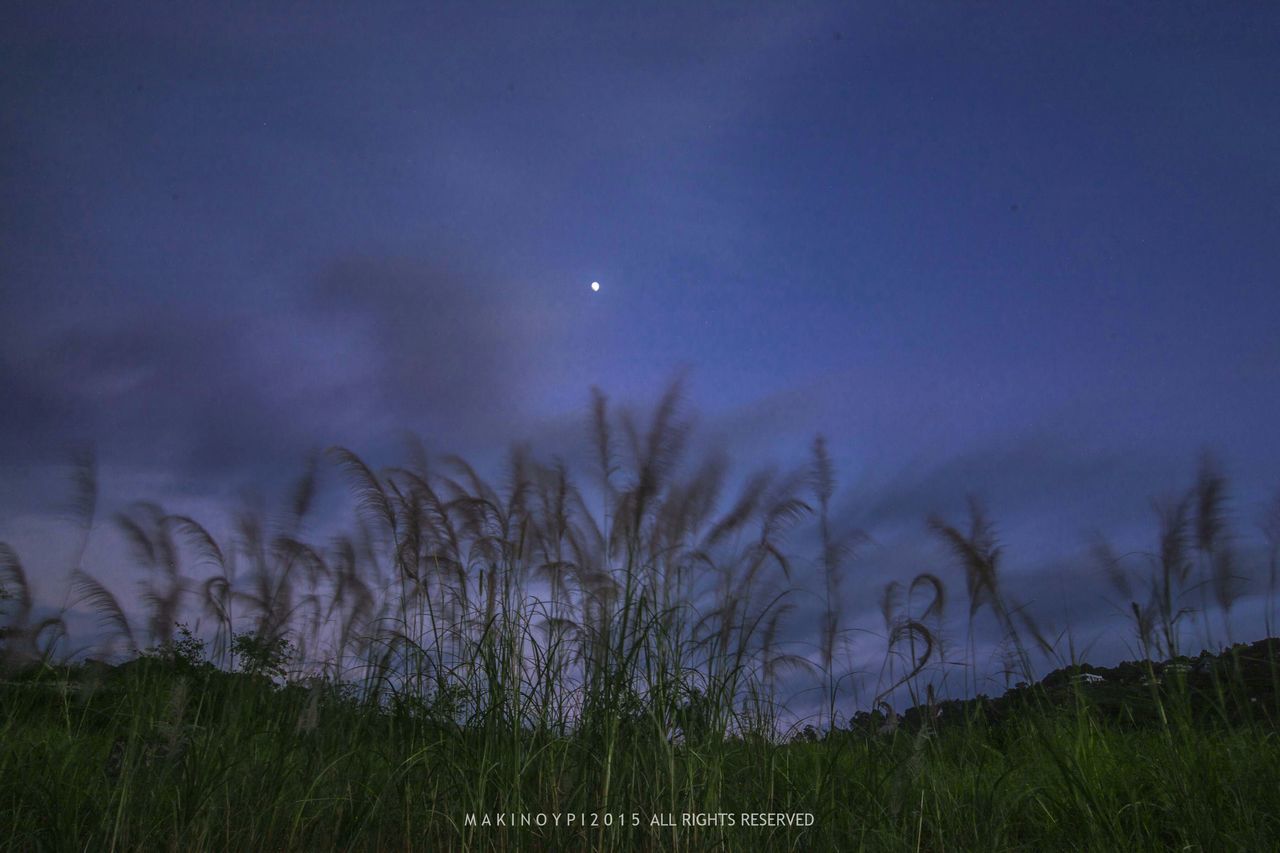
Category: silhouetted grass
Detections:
[{"x1": 1, "y1": 382, "x2": 1278, "y2": 850}]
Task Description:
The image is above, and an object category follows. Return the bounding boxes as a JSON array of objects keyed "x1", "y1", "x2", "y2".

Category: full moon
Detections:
[{"x1": 591, "y1": 281, "x2": 600, "y2": 292}]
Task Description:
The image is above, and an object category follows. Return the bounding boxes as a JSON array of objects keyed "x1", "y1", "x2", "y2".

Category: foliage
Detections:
[
  {"x1": 230, "y1": 631, "x2": 296, "y2": 681},
  {"x1": 142, "y1": 623, "x2": 211, "y2": 672}
]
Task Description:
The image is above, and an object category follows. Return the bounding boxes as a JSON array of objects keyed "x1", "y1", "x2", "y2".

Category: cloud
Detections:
[
  {"x1": 304, "y1": 255, "x2": 549, "y2": 440},
  {"x1": 0, "y1": 248, "x2": 569, "y2": 510}
]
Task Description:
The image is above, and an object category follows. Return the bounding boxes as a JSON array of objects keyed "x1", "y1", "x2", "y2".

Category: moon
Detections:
[{"x1": 591, "y1": 281, "x2": 600, "y2": 292}]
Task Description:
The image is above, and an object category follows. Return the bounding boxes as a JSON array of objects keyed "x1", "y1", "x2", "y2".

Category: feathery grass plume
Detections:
[
  {"x1": 880, "y1": 580, "x2": 903, "y2": 634},
  {"x1": 0, "y1": 543, "x2": 31, "y2": 625},
  {"x1": 231, "y1": 505, "x2": 306, "y2": 653},
  {"x1": 201, "y1": 574, "x2": 233, "y2": 663},
  {"x1": 116, "y1": 502, "x2": 189, "y2": 647},
  {"x1": 588, "y1": 385, "x2": 618, "y2": 512},
  {"x1": 1090, "y1": 532, "x2": 1162, "y2": 655},
  {"x1": 1011, "y1": 603, "x2": 1056, "y2": 662},
  {"x1": 326, "y1": 446, "x2": 397, "y2": 542},
  {"x1": 66, "y1": 446, "x2": 98, "y2": 525},
  {"x1": 387, "y1": 475, "x2": 425, "y2": 586},
  {"x1": 389, "y1": 463, "x2": 468, "y2": 627},
  {"x1": 285, "y1": 450, "x2": 320, "y2": 534},
  {"x1": 1151, "y1": 492, "x2": 1194, "y2": 658},
  {"x1": 760, "y1": 600, "x2": 804, "y2": 687},
  {"x1": 0, "y1": 543, "x2": 35, "y2": 667},
  {"x1": 809, "y1": 435, "x2": 864, "y2": 728},
  {"x1": 1192, "y1": 453, "x2": 1242, "y2": 645},
  {"x1": 878, "y1": 580, "x2": 905, "y2": 697},
  {"x1": 63, "y1": 446, "x2": 98, "y2": 574},
  {"x1": 907, "y1": 572, "x2": 947, "y2": 699},
  {"x1": 633, "y1": 375, "x2": 691, "y2": 524},
  {"x1": 1194, "y1": 452, "x2": 1227, "y2": 555},
  {"x1": 909, "y1": 572, "x2": 947, "y2": 623},
  {"x1": 810, "y1": 436, "x2": 839, "y2": 686},
  {"x1": 885, "y1": 617, "x2": 936, "y2": 701},
  {"x1": 3, "y1": 452, "x2": 96, "y2": 666},
  {"x1": 877, "y1": 572, "x2": 945, "y2": 710},
  {"x1": 164, "y1": 514, "x2": 225, "y2": 573},
  {"x1": 930, "y1": 498, "x2": 1036, "y2": 687},
  {"x1": 1093, "y1": 535, "x2": 1132, "y2": 600},
  {"x1": 929, "y1": 497, "x2": 1001, "y2": 621},
  {"x1": 70, "y1": 569, "x2": 136, "y2": 659},
  {"x1": 1093, "y1": 534, "x2": 1159, "y2": 660},
  {"x1": 531, "y1": 458, "x2": 572, "y2": 586}
]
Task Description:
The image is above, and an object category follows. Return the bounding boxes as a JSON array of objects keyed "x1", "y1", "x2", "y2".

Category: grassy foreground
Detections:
[
  {"x1": 2, "y1": 647, "x2": 1279, "y2": 851},
  {"x1": 3, "y1": 383, "x2": 1280, "y2": 849}
]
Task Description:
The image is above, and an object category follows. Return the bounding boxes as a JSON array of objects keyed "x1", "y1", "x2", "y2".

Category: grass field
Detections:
[
  {"x1": 2, "y1": 383, "x2": 1278, "y2": 850},
  {"x1": 3, "y1": 650, "x2": 1278, "y2": 851}
]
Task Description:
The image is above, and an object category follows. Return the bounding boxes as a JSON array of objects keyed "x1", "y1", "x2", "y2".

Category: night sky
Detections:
[{"x1": 3, "y1": 4, "x2": 1279, "y2": 681}]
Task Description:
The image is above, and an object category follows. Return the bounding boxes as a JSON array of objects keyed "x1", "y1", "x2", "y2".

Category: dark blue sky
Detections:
[{"x1": 3, "y1": 3, "x2": 1279, "y2": 679}]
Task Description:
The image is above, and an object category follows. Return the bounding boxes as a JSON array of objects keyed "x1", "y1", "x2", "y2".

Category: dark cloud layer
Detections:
[{"x1": 0, "y1": 253, "x2": 551, "y2": 493}]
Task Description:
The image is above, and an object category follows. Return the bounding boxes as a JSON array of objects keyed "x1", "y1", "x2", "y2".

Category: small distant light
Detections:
[{"x1": 591, "y1": 281, "x2": 600, "y2": 292}]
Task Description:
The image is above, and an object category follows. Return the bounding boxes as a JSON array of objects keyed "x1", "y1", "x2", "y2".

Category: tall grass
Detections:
[{"x1": 2, "y1": 382, "x2": 1278, "y2": 850}]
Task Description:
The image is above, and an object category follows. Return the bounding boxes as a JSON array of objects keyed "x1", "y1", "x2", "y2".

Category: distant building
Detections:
[{"x1": 1071, "y1": 672, "x2": 1105, "y2": 685}]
